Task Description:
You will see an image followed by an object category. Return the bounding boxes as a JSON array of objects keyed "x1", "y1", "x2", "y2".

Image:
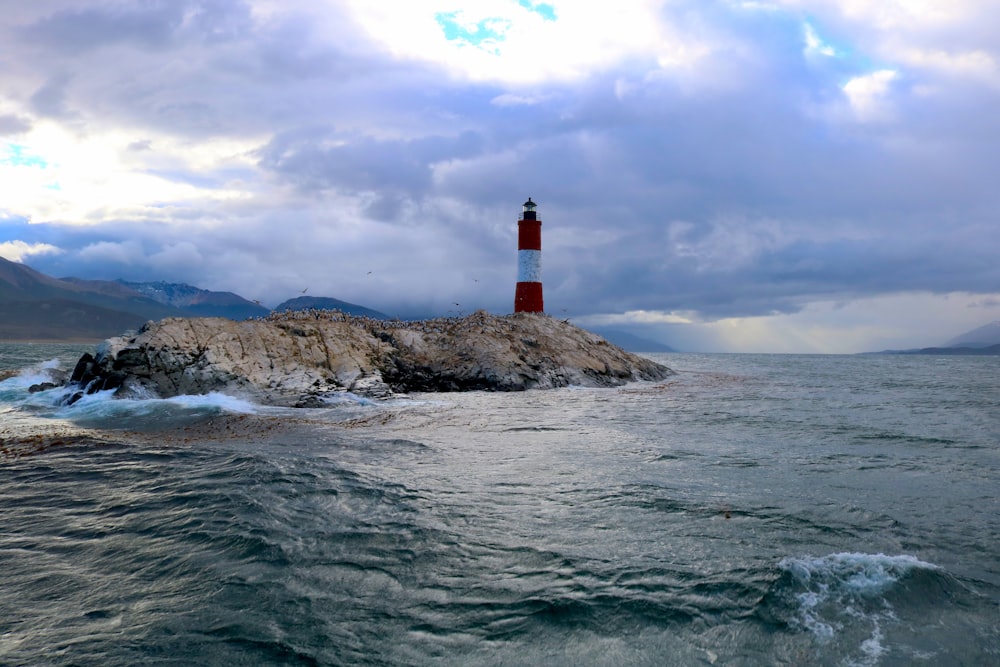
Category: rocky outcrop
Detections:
[{"x1": 64, "y1": 310, "x2": 673, "y2": 406}]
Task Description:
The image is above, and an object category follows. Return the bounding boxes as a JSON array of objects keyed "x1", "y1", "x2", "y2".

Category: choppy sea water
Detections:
[{"x1": 1, "y1": 343, "x2": 998, "y2": 666}]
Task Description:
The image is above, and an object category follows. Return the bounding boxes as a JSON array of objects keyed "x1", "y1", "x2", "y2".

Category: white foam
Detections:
[
  {"x1": 0, "y1": 359, "x2": 65, "y2": 390},
  {"x1": 858, "y1": 620, "x2": 887, "y2": 663},
  {"x1": 61, "y1": 390, "x2": 258, "y2": 418},
  {"x1": 7, "y1": 381, "x2": 261, "y2": 426},
  {"x1": 781, "y1": 552, "x2": 937, "y2": 596},
  {"x1": 317, "y1": 392, "x2": 377, "y2": 407},
  {"x1": 794, "y1": 591, "x2": 837, "y2": 641},
  {"x1": 162, "y1": 392, "x2": 259, "y2": 414},
  {"x1": 779, "y1": 552, "x2": 939, "y2": 657}
]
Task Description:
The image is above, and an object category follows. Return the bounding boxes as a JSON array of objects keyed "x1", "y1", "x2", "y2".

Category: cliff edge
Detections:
[{"x1": 65, "y1": 310, "x2": 673, "y2": 406}]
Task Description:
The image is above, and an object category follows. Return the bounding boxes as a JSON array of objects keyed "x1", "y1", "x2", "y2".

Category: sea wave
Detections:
[
  {"x1": 779, "y1": 552, "x2": 938, "y2": 599},
  {"x1": 3, "y1": 348, "x2": 1000, "y2": 665},
  {"x1": 764, "y1": 552, "x2": 947, "y2": 665},
  {"x1": 0, "y1": 358, "x2": 65, "y2": 390},
  {"x1": 1, "y1": 360, "x2": 260, "y2": 430},
  {"x1": 0, "y1": 359, "x2": 401, "y2": 435}
]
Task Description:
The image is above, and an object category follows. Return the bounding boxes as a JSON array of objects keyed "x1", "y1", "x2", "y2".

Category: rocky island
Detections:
[{"x1": 65, "y1": 310, "x2": 673, "y2": 406}]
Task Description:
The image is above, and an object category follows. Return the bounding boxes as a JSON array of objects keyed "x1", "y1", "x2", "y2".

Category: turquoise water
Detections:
[{"x1": 1, "y1": 345, "x2": 998, "y2": 665}]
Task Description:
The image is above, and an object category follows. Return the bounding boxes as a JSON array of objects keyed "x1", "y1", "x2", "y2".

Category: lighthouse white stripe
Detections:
[{"x1": 518, "y1": 249, "x2": 542, "y2": 282}]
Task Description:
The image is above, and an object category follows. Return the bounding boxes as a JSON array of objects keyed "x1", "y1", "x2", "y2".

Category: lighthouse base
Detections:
[{"x1": 514, "y1": 282, "x2": 544, "y2": 313}]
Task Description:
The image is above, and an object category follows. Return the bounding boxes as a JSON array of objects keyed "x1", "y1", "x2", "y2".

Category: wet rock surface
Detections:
[{"x1": 63, "y1": 310, "x2": 674, "y2": 405}]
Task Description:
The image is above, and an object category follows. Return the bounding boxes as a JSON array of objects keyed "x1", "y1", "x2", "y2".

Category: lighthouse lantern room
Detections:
[{"x1": 514, "y1": 197, "x2": 544, "y2": 313}]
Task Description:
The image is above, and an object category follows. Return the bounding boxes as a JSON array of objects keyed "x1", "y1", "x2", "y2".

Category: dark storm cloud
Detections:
[
  {"x1": 0, "y1": 113, "x2": 32, "y2": 134},
  {"x1": 18, "y1": 0, "x2": 254, "y2": 53},
  {"x1": 579, "y1": 231, "x2": 1000, "y2": 320},
  {"x1": 257, "y1": 127, "x2": 486, "y2": 201},
  {"x1": 9, "y1": 1, "x2": 376, "y2": 139},
  {"x1": 28, "y1": 72, "x2": 76, "y2": 119},
  {"x1": 19, "y1": 2, "x2": 182, "y2": 53}
]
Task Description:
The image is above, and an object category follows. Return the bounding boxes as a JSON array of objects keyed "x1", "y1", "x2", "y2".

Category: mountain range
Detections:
[
  {"x1": 0, "y1": 257, "x2": 382, "y2": 340},
  {"x1": 2, "y1": 256, "x2": 997, "y2": 353},
  {"x1": 942, "y1": 321, "x2": 1000, "y2": 348},
  {"x1": 871, "y1": 320, "x2": 1000, "y2": 356}
]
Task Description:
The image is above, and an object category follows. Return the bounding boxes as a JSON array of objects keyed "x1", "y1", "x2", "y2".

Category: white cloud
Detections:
[
  {"x1": 803, "y1": 22, "x2": 838, "y2": 57},
  {"x1": 342, "y1": 0, "x2": 671, "y2": 83},
  {"x1": 149, "y1": 241, "x2": 205, "y2": 272},
  {"x1": 894, "y1": 47, "x2": 998, "y2": 85},
  {"x1": 769, "y1": 0, "x2": 981, "y2": 30},
  {"x1": 78, "y1": 240, "x2": 146, "y2": 265},
  {"x1": 820, "y1": 0, "x2": 979, "y2": 30},
  {"x1": 842, "y1": 69, "x2": 898, "y2": 122},
  {"x1": 490, "y1": 93, "x2": 545, "y2": 107},
  {"x1": 0, "y1": 120, "x2": 258, "y2": 225},
  {"x1": 774, "y1": 0, "x2": 1000, "y2": 88},
  {"x1": 0, "y1": 240, "x2": 63, "y2": 262}
]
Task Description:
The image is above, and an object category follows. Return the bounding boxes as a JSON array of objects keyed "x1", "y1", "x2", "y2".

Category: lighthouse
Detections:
[{"x1": 514, "y1": 197, "x2": 544, "y2": 313}]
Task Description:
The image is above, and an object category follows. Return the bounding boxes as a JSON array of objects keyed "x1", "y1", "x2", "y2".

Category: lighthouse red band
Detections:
[{"x1": 514, "y1": 197, "x2": 543, "y2": 313}]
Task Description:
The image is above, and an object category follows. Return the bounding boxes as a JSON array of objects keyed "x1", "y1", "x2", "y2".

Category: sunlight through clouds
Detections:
[
  {"x1": 343, "y1": 0, "x2": 665, "y2": 82},
  {"x1": 0, "y1": 122, "x2": 258, "y2": 225},
  {"x1": 577, "y1": 292, "x2": 1000, "y2": 353}
]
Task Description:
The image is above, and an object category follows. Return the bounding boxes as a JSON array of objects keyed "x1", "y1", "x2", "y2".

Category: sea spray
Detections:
[{"x1": 775, "y1": 553, "x2": 941, "y2": 663}]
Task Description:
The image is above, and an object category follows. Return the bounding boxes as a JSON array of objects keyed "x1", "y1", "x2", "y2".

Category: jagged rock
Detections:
[
  {"x1": 27, "y1": 370, "x2": 68, "y2": 394},
  {"x1": 63, "y1": 311, "x2": 673, "y2": 405}
]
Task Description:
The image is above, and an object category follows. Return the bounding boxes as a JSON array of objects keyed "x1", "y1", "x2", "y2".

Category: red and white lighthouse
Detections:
[{"x1": 514, "y1": 197, "x2": 544, "y2": 313}]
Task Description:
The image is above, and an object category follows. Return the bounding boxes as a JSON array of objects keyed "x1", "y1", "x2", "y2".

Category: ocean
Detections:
[{"x1": 1, "y1": 342, "x2": 998, "y2": 666}]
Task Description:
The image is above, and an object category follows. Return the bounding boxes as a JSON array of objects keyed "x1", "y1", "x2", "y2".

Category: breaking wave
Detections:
[{"x1": 759, "y1": 552, "x2": 973, "y2": 666}]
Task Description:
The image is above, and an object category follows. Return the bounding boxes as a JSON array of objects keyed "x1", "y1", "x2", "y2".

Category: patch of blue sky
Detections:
[
  {"x1": 800, "y1": 18, "x2": 895, "y2": 84},
  {"x1": 1, "y1": 143, "x2": 48, "y2": 169},
  {"x1": 435, "y1": 12, "x2": 511, "y2": 50},
  {"x1": 517, "y1": 0, "x2": 557, "y2": 21}
]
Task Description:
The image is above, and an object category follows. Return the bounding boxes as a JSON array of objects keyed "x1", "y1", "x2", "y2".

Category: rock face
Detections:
[{"x1": 65, "y1": 310, "x2": 673, "y2": 406}]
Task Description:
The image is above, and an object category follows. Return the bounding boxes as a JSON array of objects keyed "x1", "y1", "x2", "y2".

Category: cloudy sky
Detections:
[{"x1": 1, "y1": 0, "x2": 998, "y2": 352}]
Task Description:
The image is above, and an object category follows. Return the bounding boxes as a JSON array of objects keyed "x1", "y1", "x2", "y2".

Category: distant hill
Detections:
[
  {"x1": 272, "y1": 296, "x2": 390, "y2": 319},
  {"x1": 587, "y1": 327, "x2": 676, "y2": 353},
  {"x1": 944, "y1": 321, "x2": 1000, "y2": 348},
  {"x1": 1, "y1": 257, "x2": 397, "y2": 340},
  {"x1": 0, "y1": 297, "x2": 157, "y2": 341},
  {"x1": 867, "y1": 319, "x2": 1000, "y2": 356},
  {"x1": 118, "y1": 280, "x2": 269, "y2": 320},
  {"x1": 1, "y1": 257, "x2": 186, "y2": 340},
  {"x1": 891, "y1": 344, "x2": 1000, "y2": 356}
]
